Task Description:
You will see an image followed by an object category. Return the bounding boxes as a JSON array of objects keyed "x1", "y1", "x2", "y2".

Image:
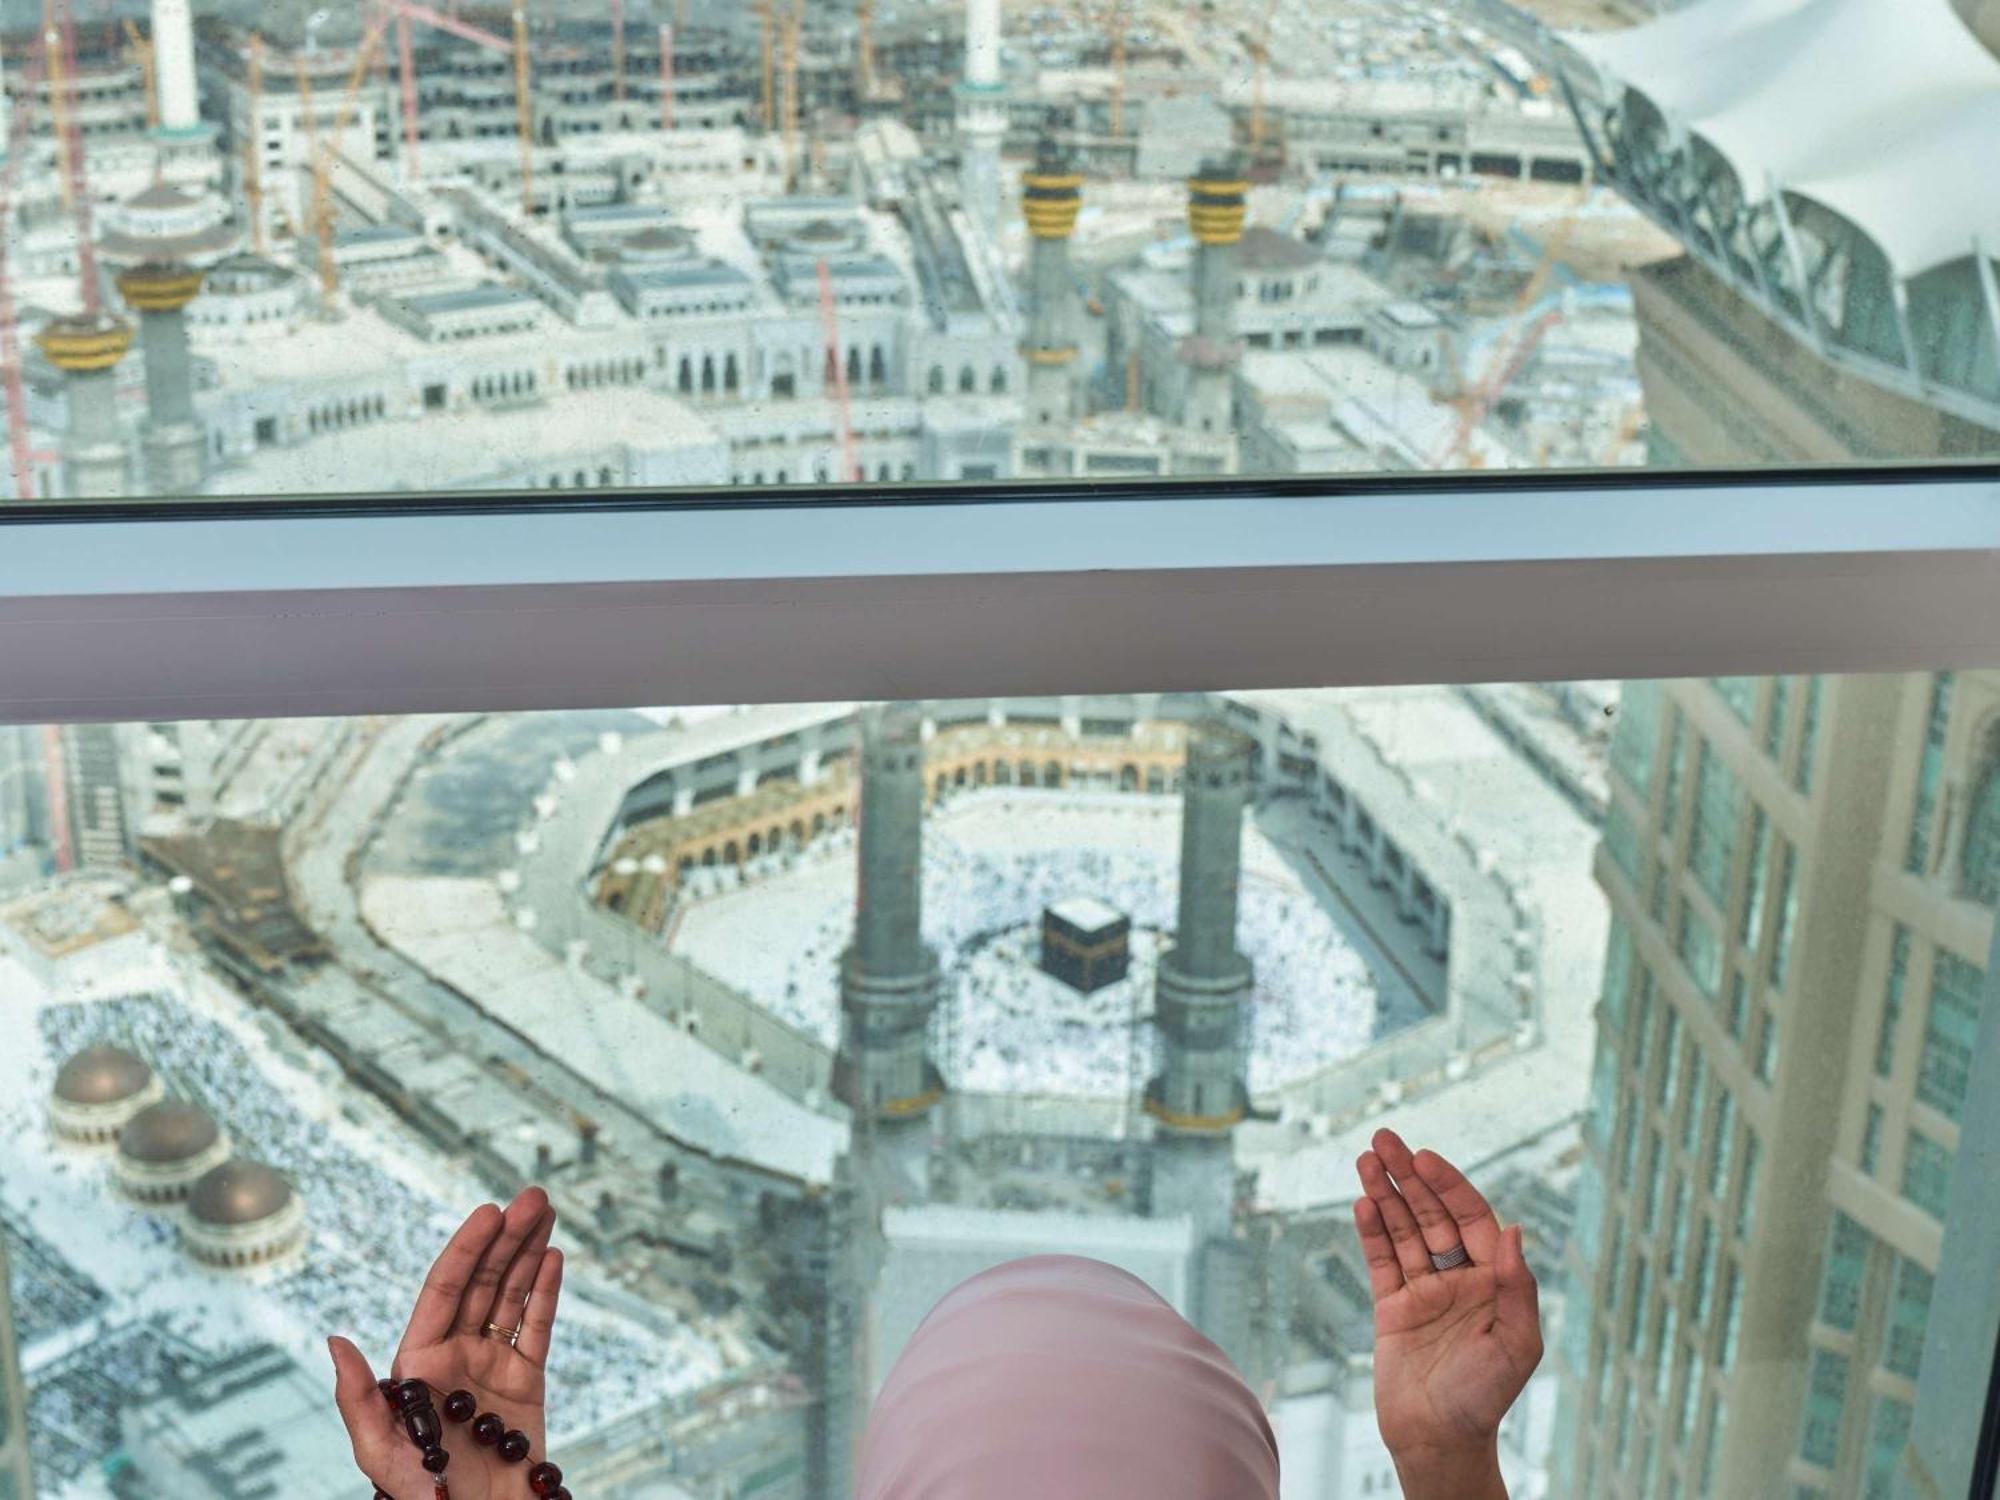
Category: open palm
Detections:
[
  {"x1": 1352, "y1": 1130, "x2": 1542, "y2": 1460},
  {"x1": 329, "y1": 1187, "x2": 564, "y2": 1500}
]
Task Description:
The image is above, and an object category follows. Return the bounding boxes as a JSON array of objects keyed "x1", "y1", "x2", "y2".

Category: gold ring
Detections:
[{"x1": 482, "y1": 1321, "x2": 519, "y2": 1342}]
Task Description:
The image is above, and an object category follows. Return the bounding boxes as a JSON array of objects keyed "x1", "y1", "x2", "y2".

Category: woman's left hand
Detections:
[{"x1": 329, "y1": 1186, "x2": 563, "y2": 1500}]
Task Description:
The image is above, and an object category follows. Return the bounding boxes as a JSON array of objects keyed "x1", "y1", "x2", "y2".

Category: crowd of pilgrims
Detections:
[
  {"x1": 678, "y1": 791, "x2": 1395, "y2": 1096},
  {"x1": 13, "y1": 993, "x2": 718, "y2": 1480}
]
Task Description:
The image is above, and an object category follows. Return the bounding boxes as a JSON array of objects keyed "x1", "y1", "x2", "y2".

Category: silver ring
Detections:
[{"x1": 1430, "y1": 1244, "x2": 1471, "y2": 1272}]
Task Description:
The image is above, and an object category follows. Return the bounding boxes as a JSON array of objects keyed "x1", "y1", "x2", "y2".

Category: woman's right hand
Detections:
[
  {"x1": 1352, "y1": 1130, "x2": 1541, "y2": 1500},
  {"x1": 329, "y1": 1186, "x2": 563, "y2": 1500}
]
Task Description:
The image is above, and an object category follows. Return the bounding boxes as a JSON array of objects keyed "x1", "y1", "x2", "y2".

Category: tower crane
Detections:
[
  {"x1": 754, "y1": 0, "x2": 775, "y2": 132},
  {"x1": 245, "y1": 32, "x2": 266, "y2": 252},
  {"x1": 298, "y1": 17, "x2": 390, "y2": 298},
  {"x1": 658, "y1": 21, "x2": 674, "y2": 130},
  {"x1": 817, "y1": 259, "x2": 860, "y2": 484},
  {"x1": 1430, "y1": 307, "x2": 1561, "y2": 470},
  {"x1": 382, "y1": 0, "x2": 537, "y2": 216},
  {"x1": 43, "y1": 0, "x2": 104, "y2": 314},
  {"x1": 1, "y1": 63, "x2": 54, "y2": 498},
  {"x1": 780, "y1": 1, "x2": 801, "y2": 190},
  {"x1": 1106, "y1": 0, "x2": 1128, "y2": 138},
  {"x1": 123, "y1": 19, "x2": 158, "y2": 132},
  {"x1": 1247, "y1": 0, "x2": 1280, "y2": 164},
  {"x1": 610, "y1": 0, "x2": 625, "y2": 103}
]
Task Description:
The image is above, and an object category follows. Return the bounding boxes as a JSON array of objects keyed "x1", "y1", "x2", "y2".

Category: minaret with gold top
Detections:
[
  {"x1": 1019, "y1": 138, "x2": 1084, "y2": 427},
  {"x1": 35, "y1": 315, "x2": 137, "y2": 499},
  {"x1": 1180, "y1": 156, "x2": 1248, "y2": 439},
  {"x1": 115, "y1": 262, "x2": 207, "y2": 493}
]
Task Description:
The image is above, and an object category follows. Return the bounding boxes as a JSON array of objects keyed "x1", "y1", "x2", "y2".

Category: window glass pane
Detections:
[
  {"x1": 1763, "y1": 678, "x2": 1793, "y2": 763},
  {"x1": 1612, "y1": 684, "x2": 1665, "y2": 803},
  {"x1": 1688, "y1": 745, "x2": 1741, "y2": 908},
  {"x1": 1876, "y1": 925, "x2": 1912, "y2": 1077},
  {"x1": 9, "y1": 672, "x2": 2000, "y2": 1500},
  {"x1": 1918, "y1": 950, "x2": 1984, "y2": 1121},
  {"x1": 1906, "y1": 673, "x2": 1957, "y2": 874}
]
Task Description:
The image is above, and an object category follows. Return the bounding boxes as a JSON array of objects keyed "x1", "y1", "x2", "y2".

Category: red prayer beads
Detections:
[{"x1": 370, "y1": 1381, "x2": 571, "y2": 1500}]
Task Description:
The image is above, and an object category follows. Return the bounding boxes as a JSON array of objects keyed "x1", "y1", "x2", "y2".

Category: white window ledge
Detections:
[{"x1": 2, "y1": 468, "x2": 1998, "y2": 722}]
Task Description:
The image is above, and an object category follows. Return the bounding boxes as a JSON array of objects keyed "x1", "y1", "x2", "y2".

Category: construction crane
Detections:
[
  {"x1": 1, "y1": 61, "x2": 52, "y2": 498},
  {"x1": 122, "y1": 18, "x2": 158, "y2": 131},
  {"x1": 396, "y1": 5, "x2": 419, "y2": 178},
  {"x1": 1107, "y1": 0, "x2": 1128, "y2": 138},
  {"x1": 44, "y1": 0, "x2": 104, "y2": 313},
  {"x1": 298, "y1": 18, "x2": 391, "y2": 298},
  {"x1": 1599, "y1": 401, "x2": 1646, "y2": 465},
  {"x1": 816, "y1": 259, "x2": 860, "y2": 483},
  {"x1": 244, "y1": 33, "x2": 266, "y2": 253},
  {"x1": 382, "y1": 0, "x2": 536, "y2": 216},
  {"x1": 1430, "y1": 306, "x2": 1561, "y2": 470},
  {"x1": 657, "y1": 21, "x2": 674, "y2": 130},
  {"x1": 1246, "y1": 0, "x2": 1279, "y2": 160},
  {"x1": 780, "y1": 1, "x2": 801, "y2": 190},
  {"x1": 609, "y1": 0, "x2": 625, "y2": 102},
  {"x1": 856, "y1": 0, "x2": 875, "y2": 96},
  {"x1": 754, "y1": 0, "x2": 775, "y2": 131}
]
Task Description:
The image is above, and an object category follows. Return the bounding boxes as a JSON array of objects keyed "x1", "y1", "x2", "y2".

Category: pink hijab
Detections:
[{"x1": 855, "y1": 1254, "x2": 1281, "y2": 1500}]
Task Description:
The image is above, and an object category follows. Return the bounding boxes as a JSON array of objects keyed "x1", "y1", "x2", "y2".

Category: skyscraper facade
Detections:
[
  {"x1": 1553, "y1": 671, "x2": 1999, "y2": 1497},
  {"x1": 0, "y1": 1230, "x2": 34, "y2": 1500}
]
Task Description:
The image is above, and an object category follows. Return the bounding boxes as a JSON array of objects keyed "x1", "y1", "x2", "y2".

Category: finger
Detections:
[
  {"x1": 1357, "y1": 1150, "x2": 1433, "y2": 1279},
  {"x1": 1495, "y1": 1224, "x2": 1544, "y2": 1364},
  {"x1": 400, "y1": 1202, "x2": 504, "y2": 1353},
  {"x1": 453, "y1": 1187, "x2": 551, "y2": 1337},
  {"x1": 1410, "y1": 1144, "x2": 1504, "y2": 1264},
  {"x1": 328, "y1": 1335, "x2": 394, "y2": 1478},
  {"x1": 1353, "y1": 1197, "x2": 1405, "y2": 1303},
  {"x1": 515, "y1": 1248, "x2": 565, "y2": 1367},
  {"x1": 1373, "y1": 1129, "x2": 1469, "y2": 1260},
  {"x1": 482, "y1": 1204, "x2": 557, "y2": 1336}
]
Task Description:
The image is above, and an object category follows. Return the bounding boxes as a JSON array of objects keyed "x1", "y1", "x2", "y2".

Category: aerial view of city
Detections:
[{"x1": 4, "y1": 0, "x2": 2000, "y2": 1496}]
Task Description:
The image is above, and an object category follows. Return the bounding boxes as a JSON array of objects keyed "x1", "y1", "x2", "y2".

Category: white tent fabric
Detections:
[{"x1": 1563, "y1": 0, "x2": 2000, "y2": 277}]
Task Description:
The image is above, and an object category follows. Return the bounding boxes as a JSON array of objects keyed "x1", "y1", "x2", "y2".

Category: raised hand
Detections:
[
  {"x1": 1351, "y1": 1129, "x2": 1541, "y2": 1500},
  {"x1": 329, "y1": 1186, "x2": 563, "y2": 1500}
]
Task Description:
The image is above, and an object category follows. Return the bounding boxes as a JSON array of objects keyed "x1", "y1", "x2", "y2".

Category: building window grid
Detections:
[
  {"x1": 1799, "y1": 1348, "x2": 1851, "y2": 1469},
  {"x1": 1662, "y1": 715, "x2": 1690, "y2": 840},
  {"x1": 1796, "y1": 676, "x2": 1825, "y2": 795},
  {"x1": 1817, "y1": 1213, "x2": 1869, "y2": 1332},
  {"x1": 1611, "y1": 681, "x2": 1666, "y2": 803},
  {"x1": 1763, "y1": 675, "x2": 1794, "y2": 762},
  {"x1": 1916, "y1": 948, "x2": 1983, "y2": 1122},
  {"x1": 1768, "y1": 843, "x2": 1799, "y2": 991},
  {"x1": 1739, "y1": 807, "x2": 1773, "y2": 951},
  {"x1": 1875, "y1": 925, "x2": 1912, "y2": 1078},
  {"x1": 1884, "y1": 1259, "x2": 1936, "y2": 1379},
  {"x1": 1860, "y1": 1102, "x2": 1885, "y2": 1176},
  {"x1": 1689, "y1": 744, "x2": 1742, "y2": 907},
  {"x1": 1905, "y1": 672, "x2": 1957, "y2": 875},
  {"x1": 1901, "y1": 1130, "x2": 1954, "y2": 1222}
]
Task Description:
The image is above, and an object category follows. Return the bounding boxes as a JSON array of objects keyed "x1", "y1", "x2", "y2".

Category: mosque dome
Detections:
[
  {"x1": 189, "y1": 1159, "x2": 293, "y2": 1226},
  {"x1": 185, "y1": 1159, "x2": 307, "y2": 1269},
  {"x1": 55, "y1": 1044, "x2": 152, "y2": 1106},
  {"x1": 115, "y1": 1099, "x2": 231, "y2": 1202},
  {"x1": 49, "y1": 1044, "x2": 165, "y2": 1144}
]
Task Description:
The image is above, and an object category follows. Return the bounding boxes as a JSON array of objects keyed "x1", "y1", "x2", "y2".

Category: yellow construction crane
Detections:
[
  {"x1": 1248, "y1": 0, "x2": 1278, "y2": 152},
  {"x1": 780, "y1": 1, "x2": 801, "y2": 189},
  {"x1": 513, "y1": 3, "x2": 534, "y2": 215},
  {"x1": 122, "y1": 19, "x2": 158, "y2": 131},
  {"x1": 1100, "y1": 0, "x2": 1128, "y2": 138},
  {"x1": 857, "y1": 0, "x2": 876, "y2": 96},
  {"x1": 245, "y1": 32, "x2": 265, "y2": 253},
  {"x1": 298, "y1": 21, "x2": 389, "y2": 298},
  {"x1": 754, "y1": 0, "x2": 775, "y2": 131}
]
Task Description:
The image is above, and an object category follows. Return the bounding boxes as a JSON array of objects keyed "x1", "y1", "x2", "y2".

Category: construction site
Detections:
[{"x1": 0, "y1": 0, "x2": 1677, "y2": 506}]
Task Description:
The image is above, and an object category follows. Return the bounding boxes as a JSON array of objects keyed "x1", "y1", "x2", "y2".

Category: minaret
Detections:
[
  {"x1": 152, "y1": 0, "x2": 200, "y2": 134},
  {"x1": 115, "y1": 263, "x2": 207, "y2": 493},
  {"x1": 1180, "y1": 157, "x2": 1248, "y2": 437},
  {"x1": 1020, "y1": 138, "x2": 1083, "y2": 426},
  {"x1": 36, "y1": 314, "x2": 136, "y2": 498},
  {"x1": 955, "y1": 0, "x2": 1006, "y2": 241},
  {"x1": 834, "y1": 704, "x2": 945, "y2": 1168},
  {"x1": 0, "y1": 1232, "x2": 34, "y2": 1500},
  {"x1": 1147, "y1": 719, "x2": 1256, "y2": 1237}
]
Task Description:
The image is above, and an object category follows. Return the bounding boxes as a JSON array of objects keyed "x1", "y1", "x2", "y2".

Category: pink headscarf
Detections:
[{"x1": 855, "y1": 1254, "x2": 1281, "y2": 1500}]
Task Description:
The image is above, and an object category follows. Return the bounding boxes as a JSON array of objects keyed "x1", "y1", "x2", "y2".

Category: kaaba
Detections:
[{"x1": 1040, "y1": 896, "x2": 1132, "y2": 993}]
